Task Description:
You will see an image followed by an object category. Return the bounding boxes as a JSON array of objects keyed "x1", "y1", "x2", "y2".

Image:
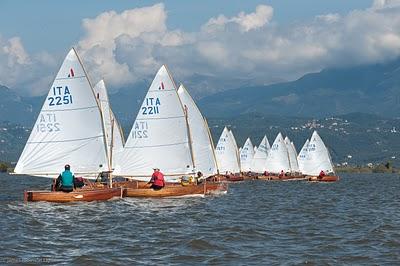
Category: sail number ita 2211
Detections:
[
  {"x1": 141, "y1": 97, "x2": 160, "y2": 115},
  {"x1": 48, "y1": 86, "x2": 73, "y2": 106}
]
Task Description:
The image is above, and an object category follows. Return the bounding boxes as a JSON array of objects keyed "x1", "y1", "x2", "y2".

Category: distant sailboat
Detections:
[
  {"x1": 297, "y1": 139, "x2": 310, "y2": 174},
  {"x1": 215, "y1": 127, "x2": 241, "y2": 174},
  {"x1": 304, "y1": 131, "x2": 338, "y2": 181},
  {"x1": 252, "y1": 135, "x2": 270, "y2": 173},
  {"x1": 15, "y1": 48, "x2": 122, "y2": 202},
  {"x1": 284, "y1": 136, "x2": 300, "y2": 174},
  {"x1": 177, "y1": 84, "x2": 218, "y2": 177},
  {"x1": 240, "y1": 138, "x2": 255, "y2": 172},
  {"x1": 265, "y1": 133, "x2": 291, "y2": 175}
]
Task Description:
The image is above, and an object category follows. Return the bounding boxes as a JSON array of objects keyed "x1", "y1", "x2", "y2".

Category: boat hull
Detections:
[
  {"x1": 117, "y1": 181, "x2": 227, "y2": 198},
  {"x1": 308, "y1": 175, "x2": 339, "y2": 182},
  {"x1": 24, "y1": 187, "x2": 124, "y2": 203},
  {"x1": 210, "y1": 174, "x2": 244, "y2": 182}
]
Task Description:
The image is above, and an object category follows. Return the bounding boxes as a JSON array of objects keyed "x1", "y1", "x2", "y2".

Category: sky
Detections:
[{"x1": 1, "y1": 0, "x2": 400, "y2": 96}]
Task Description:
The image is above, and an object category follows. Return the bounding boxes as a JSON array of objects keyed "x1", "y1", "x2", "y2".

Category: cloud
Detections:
[{"x1": 3, "y1": 2, "x2": 400, "y2": 97}]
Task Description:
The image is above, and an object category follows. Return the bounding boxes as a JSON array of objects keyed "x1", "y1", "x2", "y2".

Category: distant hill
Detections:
[
  {"x1": 198, "y1": 59, "x2": 400, "y2": 118},
  {"x1": 2, "y1": 112, "x2": 399, "y2": 167}
]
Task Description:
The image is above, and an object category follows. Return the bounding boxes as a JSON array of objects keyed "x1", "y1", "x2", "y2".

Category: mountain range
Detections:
[{"x1": 2, "y1": 57, "x2": 400, "y2": 126}]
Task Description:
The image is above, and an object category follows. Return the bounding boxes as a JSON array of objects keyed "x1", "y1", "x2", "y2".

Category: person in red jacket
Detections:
[
  {"x1": 148, "y1": 168, "x2": 165, "y2": 190},
  {"x1": 318, "y1": 170, "x2": 326, "y2": 179}
]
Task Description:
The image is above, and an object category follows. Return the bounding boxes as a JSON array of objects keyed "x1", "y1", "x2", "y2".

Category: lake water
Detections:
[{"x1": 0, "y1": 173, "x2": 399, "y2": 265}]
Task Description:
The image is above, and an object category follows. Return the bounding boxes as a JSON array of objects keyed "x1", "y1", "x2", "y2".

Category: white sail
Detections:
[
  {"x1": 240, "y1": 138, "x2": 255, "y2": 172},
  {"x1": 254, "y1": 146, "x2": 258, "y2": 153},
  {"x1": 303, "y1": 131, "x2": 335, "y2": 176},
  {"x1": 93, "y1": 80, "x2": 125, "y2": 169},
  {"x1": 177, "y1": 84, "x2": 217, "y2": 176},
  {"x1": 252, "y1": 135, "x2": 270, "y2": 173},
  {"x1": 265, "y1": 133, "x2": 291, "y2": 173},
  {"x1": 228, "y1": 129, "x2": 241, "y2": 172},
  {"x1": 114, "y1": 65, "x2": 193, "y2": 181},
  {"x1": 285, "y1": 136, "x2": 300, "y2": 173},
  {"x1": 14, "y1": 48, "x2": 108, "y2": 177},
  {"x1": 297, "y1": 139, "x2": 309, "y2": 174},
  {"x1": 215, "y1": 127, "x2": 241, "y2": 173}
]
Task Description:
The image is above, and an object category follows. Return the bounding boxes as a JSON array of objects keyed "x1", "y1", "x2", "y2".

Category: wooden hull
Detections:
[
  {"x1": 308, "y1": 175, "x2": 339, "y2": 182},
  {"x1": 210, "y1": 174, "x2": 244, "y2": 182},
  {"x1": 24, "y1": 187, "x2": 124, "y2": 203},
  {"x1": 120, "y1": 181, "x2": 227, "y2": 198},
  {"x1": 258, "y1": 175, "x2": 305, "y2": 181}
]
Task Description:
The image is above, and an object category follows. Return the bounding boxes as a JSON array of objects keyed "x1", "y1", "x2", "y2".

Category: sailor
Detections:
[
  {"x1": 55, "y1": 164, "x2": 75, "y2": 192},
  {"x1": 318, "y1": 170, "x2": 326, "y2": 179},
  {"x1": 148, "y1": 168, "x2": 165, "y2": 190},
  {"x1": 278, "y1": 170, "x2": 284, "y2": 178}
]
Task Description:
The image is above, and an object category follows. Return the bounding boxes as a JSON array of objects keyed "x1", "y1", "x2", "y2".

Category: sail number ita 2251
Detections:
[
  {"x1": 141, "y1": 97, "x2": 160, "y2": 115},
  {"x1": 48, "y1": 86, "x2": 73, "y2": 106}
]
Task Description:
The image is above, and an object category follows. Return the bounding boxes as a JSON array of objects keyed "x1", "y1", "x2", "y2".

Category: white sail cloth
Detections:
[
  {"x1": 114, "y1": 65, "x2": 193, "y2": 181},
  {"x1": 15, "y1": 48, "x2": 109, "y2": 177},
  {"x1": 93, "y1": 80, "x2": 125, "y2": 169},
  {"x1": 302, "y1": 131, "x2": 335, "y2": 176},
  {"x1": 265, "y1": 133, "x2": 291, "y2": 173},
  {"x1": 285, "y1": 136, "x2": 300, "y2": 173},
  {"x1": 178, "y1": 84, "x2": 217, "y2": 176},
  {"x1": 297, "y1": 139, "x2": 309, "y2": 174},
  {"x1": 252, "y1": 135, "x2": 270, "y2": 173},
  {"x1": 240, "y1": 138, "x2": 254, "y2": 172},
  {"x1": 215, "y1": 127, "x2": 241, "y2": 173}
]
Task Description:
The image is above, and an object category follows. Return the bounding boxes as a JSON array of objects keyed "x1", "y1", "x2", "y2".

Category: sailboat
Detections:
[
  {"x1": 240, "y1": 137, "x2": 257, "y2": 179},
  {"x1": 15, "y1": 48, "x2": 123, "y2": 202},
  {"x1": 264, "y1": 132, "x2": 291, "y2": 180},
  {"x1": 214, "y1": 127, "x2": 243, "y2": 181},
  {"x1": 252, "y1": 135, "x2": 270, "y2": 177},
  {"x1": 284, "y1": 136, "x2": 303, "y2": 179},
  {"x1": 304, "y1": 131, "x2": 339, "y2": 182},
  {"x1": 297, "y1": 139, "x2": 310, "y2": 175},
  {"x1": 113, "y1": 65, "x2": 226, "y2": 196},
  {"x1": 240, "y1": 137, "x2": 254, "y2": 172}
]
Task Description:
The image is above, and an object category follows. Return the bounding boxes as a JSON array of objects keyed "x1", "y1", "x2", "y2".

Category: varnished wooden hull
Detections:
[
  {"x1": 119, "y1": 181, "x2": 227, "y2": 198},
  {"x1": 210, "y1": 175, "x2": 244, "y2": 182},
  {"x1": 257, "y1": 175, "x2": 306, "y2": 181},
  {"x1": 308, "y1": 175, "x2": 339, "y2": 182},
  {"x1": 24, "y1": 187, "x2": 124, "y2": 203}
]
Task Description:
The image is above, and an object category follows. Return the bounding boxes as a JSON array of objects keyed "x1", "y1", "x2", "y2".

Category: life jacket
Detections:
[
  {"x1": 319, "y1": 171, "x2": 326, "y2": 177},
  {"x1": 61, "y1": 170, "x2": 74, "y2": 188},
  {"x1": 153, "y1": 171, "x2": 165, "y2": 187}
]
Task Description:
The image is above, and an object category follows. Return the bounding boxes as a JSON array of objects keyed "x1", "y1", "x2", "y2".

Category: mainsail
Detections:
[
  {"x1": 297, "y1": 139, "x2": 310, "y2": 174},
  {"x1": 215, "y1": 127, "x2": 241, "y2": 173},
  {"x1": 14, "y1": 48, "x2": 109, "y2": 177},
  {"x1": 265, "y1": 133, "x2": 291, "y2": 173},
  {"x1": 303, "y1": 131, "x2": 335, "y2": 176},
  {"x1": 285, "y1": 136, "x2": 300, "y2": 173},
  {"x1": 93, "y1": 80, "x2": 125, "y2": 169},
  {"x1": 178, "y1": 84, "x2": 217, "y2": 176},
  {"x1": 240, "y1": 138, "x2": 254, "y2": 172},
  {"x1": 114, "y1": 65, "x2": 193, "y2": 180},
  {"x1": 252, "y1": 135, "x2": 270, "y2": 173}
]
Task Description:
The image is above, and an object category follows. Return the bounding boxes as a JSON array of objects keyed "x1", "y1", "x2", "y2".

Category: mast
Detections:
[{"x1": 109, "y1": 117, "x2": 115, "y2": 187}]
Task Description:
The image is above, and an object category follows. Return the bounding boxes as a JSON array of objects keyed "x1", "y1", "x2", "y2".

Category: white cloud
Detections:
[{"x1": 3, "y1": 2, "x2": 400, "y2": 97}]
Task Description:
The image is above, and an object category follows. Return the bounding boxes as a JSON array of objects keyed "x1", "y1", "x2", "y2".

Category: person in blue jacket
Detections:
[{"x1": 55, "y1": 164, "x2": 75, "y2": 192}]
